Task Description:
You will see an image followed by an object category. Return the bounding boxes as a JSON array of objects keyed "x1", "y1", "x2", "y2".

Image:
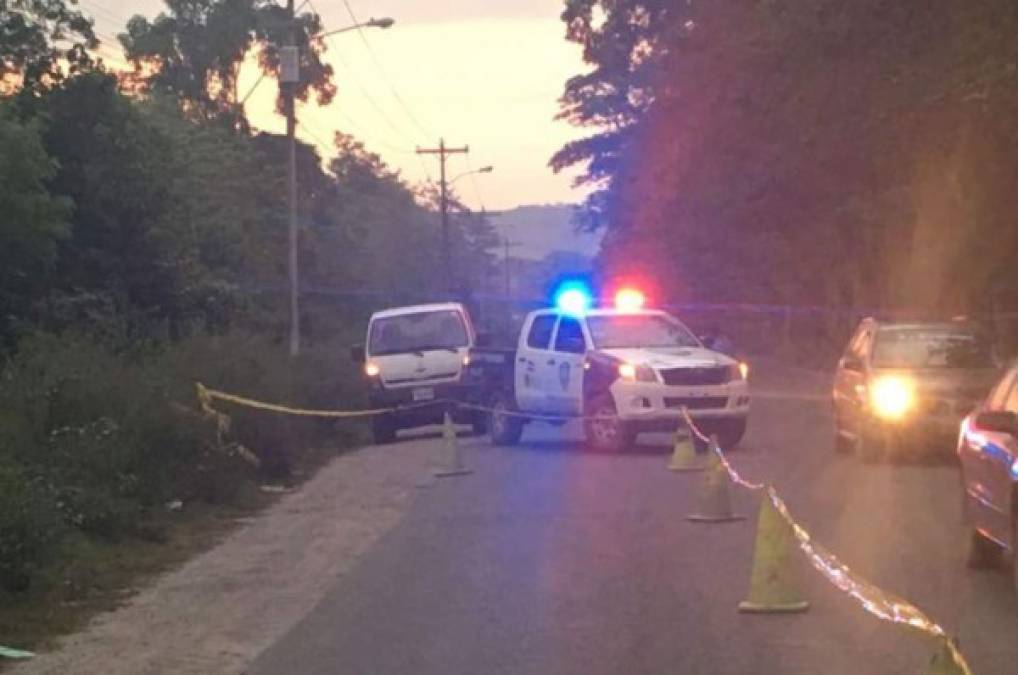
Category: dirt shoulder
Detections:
[{"x1": 9, "y1": 437, "x2": 442, "y2": 675}]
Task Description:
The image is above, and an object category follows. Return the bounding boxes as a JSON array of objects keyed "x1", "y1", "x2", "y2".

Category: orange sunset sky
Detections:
[{"x1": 81, "y1": 0, "x2": 592, "y2": 210}]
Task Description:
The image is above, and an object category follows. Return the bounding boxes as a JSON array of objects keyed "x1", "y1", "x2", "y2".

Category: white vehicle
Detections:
[
  {"x1": 351, "y1": 303, "x2": 486, "y2": 444},
  {"x1": 466, "y1": 290, "x2": 750, "y2": 451}
]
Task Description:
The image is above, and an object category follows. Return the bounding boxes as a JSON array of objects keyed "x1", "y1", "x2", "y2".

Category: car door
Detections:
[
  {"x1": 834, "y1": 327, "x2": 872, "y2": 436},
  {"x1": 515, "y1": 313, "x2": 557, "y2": 412},
  {"x1": 982, "y1": 372, "x2": 1018, "y2": 544},
  {"x1": 547, "y1": 315, "x2": 589, "y2": 415},
  {"x1": 962, "y1": 367, "x2": 1018, "y2": 543}
]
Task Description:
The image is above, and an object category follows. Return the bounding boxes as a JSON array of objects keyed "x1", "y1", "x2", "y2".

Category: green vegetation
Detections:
[
  {"x1": 0, "y1": 0, "x2": 497, "y2": 648},
  {"x1": 555, "y1": 1, "x2": 1018, "y2": 355}
]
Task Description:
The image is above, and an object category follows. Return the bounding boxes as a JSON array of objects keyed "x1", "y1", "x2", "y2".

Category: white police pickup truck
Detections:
[{"x1": 465, "y1": 295, "x2": 750, "y2": 451}]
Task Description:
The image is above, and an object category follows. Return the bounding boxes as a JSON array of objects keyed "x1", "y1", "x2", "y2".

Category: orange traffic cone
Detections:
[
  {"x1": 668, "y1": 423, "x2": 704, "y2": 472},
  {"x1": 737, "y1": 494, "x2": 810, "y2": 613},
  {"x1": 434, "y1": 412, "x2": 473, "y2": 478},
  {"x1": 687, "y1": 446, "x2": 745, "y2": 523}
]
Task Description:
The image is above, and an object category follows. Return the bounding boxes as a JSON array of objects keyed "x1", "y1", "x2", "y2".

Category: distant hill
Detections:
[{"x1": 488, "y1": 204, "x2": 602, "y2": 262}]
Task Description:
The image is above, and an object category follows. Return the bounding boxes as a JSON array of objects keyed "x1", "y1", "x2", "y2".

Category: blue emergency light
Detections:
[{"x1": 554, "y1": 281, "x2": 594, "y2": 315}]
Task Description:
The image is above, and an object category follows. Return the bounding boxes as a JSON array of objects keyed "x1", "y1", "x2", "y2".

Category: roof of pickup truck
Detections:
[{"x1": 370, "y1": 302, "x2": 467, "y2": 320}]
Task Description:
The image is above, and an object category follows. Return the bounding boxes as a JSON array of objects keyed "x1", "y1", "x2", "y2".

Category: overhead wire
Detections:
[
  {"x1": 339, "y1": 0, "x2": 434, "y2": 139},
  {"x1": 307, "y1": 0, "x2": 420, "y2": 146}
]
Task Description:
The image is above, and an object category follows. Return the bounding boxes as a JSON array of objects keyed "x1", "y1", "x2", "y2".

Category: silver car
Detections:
[{"x1": 832, "y1": 318, "x2": 999, "y2": 461}]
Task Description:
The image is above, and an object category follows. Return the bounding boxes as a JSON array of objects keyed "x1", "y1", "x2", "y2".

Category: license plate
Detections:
[{"x1": 412, "y1": 387, "x2": 435, "y2": 402}]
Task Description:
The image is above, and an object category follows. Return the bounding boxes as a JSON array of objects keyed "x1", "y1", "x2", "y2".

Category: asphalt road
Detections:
[{"x1": 247, "y1": 363, "x2": 1018, "y2": 675}]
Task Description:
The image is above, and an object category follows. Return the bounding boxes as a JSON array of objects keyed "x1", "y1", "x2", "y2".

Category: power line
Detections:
[
  {"x1": 339, "y1": 0, "x2": 434, "y2": 139},
  {"x1": 307, "y1": 0, "x2": 419, "y2": 146}
]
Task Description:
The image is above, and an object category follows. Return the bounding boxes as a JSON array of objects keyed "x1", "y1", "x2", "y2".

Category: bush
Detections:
[
  {"x1": 0, "y1": 327, "x2": 366, "y2": 590},
  {"x1": 0, "y1": 465, "x2": 62, "y2": 592}
]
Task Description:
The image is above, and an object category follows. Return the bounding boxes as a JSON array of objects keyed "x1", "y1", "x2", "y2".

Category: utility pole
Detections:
[
  {"x1": 281, "y1": 0, "x2": 300, "y2": 356},
  {"x1": 417, "y1": 139, "x2": 469, "y2": 294}
]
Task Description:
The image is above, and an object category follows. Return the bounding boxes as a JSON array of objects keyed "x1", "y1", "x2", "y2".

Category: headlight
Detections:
[
  {"x1": 868, "y1": 375, "x2": 915, "y2": 420},
  {"x1": 618, "y1": 363, "x2": 657, "y2": 382},
  {"x1": 730, "y1": 362, "x2": 749, "y2": 380},
  {"x1": 364, "y1": 362, "x2": 381, "y2": 378}
]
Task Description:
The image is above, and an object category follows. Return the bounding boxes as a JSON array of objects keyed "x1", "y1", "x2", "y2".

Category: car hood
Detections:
[
  {"x1": 600, "y1": 347, "x2": 735, "y2": 369},
  {"x1": 370, "y1": 348, "x2": 467, "y2": 386}
]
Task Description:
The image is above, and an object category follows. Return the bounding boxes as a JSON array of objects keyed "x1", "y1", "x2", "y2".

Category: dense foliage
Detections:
[
  {"x1": 555, "y1": 0, "x2": 1018, "y2": 322},
  {"x1": 0, "y1": 0, "x2": 497, "y2": 594}
]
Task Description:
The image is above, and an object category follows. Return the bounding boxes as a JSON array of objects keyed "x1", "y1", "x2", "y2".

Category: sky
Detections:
[{"x1": 79, "y1": 0, "x2": 593, "y2": 210}]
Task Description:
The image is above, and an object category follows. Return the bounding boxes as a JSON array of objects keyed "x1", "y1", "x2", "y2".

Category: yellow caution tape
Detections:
[
  {"x1": 196, "y1": 383, "x2": 439, "y2": 419},
  {"x1": 680, "y1": 409, "x2": 974, "y2": 675}
]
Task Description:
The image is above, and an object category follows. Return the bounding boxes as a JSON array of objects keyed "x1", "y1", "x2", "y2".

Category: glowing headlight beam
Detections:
[{"x1": 869, "y1": 375, "x2": 915, "y2": 420}]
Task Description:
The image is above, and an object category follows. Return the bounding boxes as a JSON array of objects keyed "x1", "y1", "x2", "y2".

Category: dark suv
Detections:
[{"x1": 832, "y1": 318, "x2": 1000, "y2": 461}]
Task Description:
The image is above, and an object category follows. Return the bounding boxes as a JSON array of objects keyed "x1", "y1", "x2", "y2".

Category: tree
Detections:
[
  {"x1": 550, "y1": 0, "x2": 692, "y2": 230},
  {"x1": 0, "y1": 103, "x2": 70, "y2": 341},
  {"x1": 119, "y1": 0, "x2": 335, "y2": 125},
  {"x1": 0, "y1": 0, "x2": 97, "y2": 94},
  {"x1": 557, "y1": 0, "x2": 1018, "y2": 324}
]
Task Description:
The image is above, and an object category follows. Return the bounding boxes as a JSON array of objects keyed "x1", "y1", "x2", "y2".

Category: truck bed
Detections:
[{"x1": 463, "y1": 347, "x2": 516, "y2": 405}]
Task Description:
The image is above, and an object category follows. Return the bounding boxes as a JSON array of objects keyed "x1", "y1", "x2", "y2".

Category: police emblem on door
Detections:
[{"x1": 559, "y1": 362, "x2": 571, "y2": 390}]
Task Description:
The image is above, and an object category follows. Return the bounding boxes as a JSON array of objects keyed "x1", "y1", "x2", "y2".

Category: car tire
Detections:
[
  {"x1": 833, "y1": 418, "x2": 853, "y2": 454},
  {"x1": 471, "y1": 412, "x2": 488, "y2": 437},
  {"x1": 584, "y1": 395, "x2": 636, "y2": 452},
  {"x1": 967, "y1": 528, "x2": 1000, "y2": 569},
  {"x1": 717, "y1": 418, "x2": 747, "y2": 450},
  {"x1": 371, "y1": 415, "x2": 398, "y2": 445},
  {"x1": 489, "y1": 393, "x2": 523, "y2": 446},
  {"x1": 1012, "y1": 518, "x2": 1018, "y2": 597},
  {"x1": 857, "y1": 427, "x2": 883, "y2": 463}
]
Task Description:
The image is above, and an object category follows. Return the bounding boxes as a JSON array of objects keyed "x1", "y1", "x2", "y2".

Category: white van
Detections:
[{"x1": 351, "y1": 303, "x2": 486, "y2": 443}]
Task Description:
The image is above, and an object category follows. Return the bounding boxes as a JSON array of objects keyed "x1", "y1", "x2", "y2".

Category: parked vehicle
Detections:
[
  {"x1": 351, "y1": 303, "x2": 486, "y2": 444},
  {"x1": 832, "y1": 317, "x2": 1000, "y2": 461},
  {"x1": 958, "y1": 361, "x2": 1018, "y2": 593},
  {"x1": 465, "y1": 289, "x2": 750, "y2": 451}
]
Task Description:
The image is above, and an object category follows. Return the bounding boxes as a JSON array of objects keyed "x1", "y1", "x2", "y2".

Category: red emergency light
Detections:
[{"x1": 614, "y1": 288, "x2": 646, "y2": 312}]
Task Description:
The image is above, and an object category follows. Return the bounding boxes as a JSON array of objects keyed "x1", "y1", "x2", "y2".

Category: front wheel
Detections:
[
  {"x1": 857, "y1": 426, "x2": 884, "y2": 463},
  {"x1": 584, "y1": 395, "x2": 636, "y2": 452},
  {"x1": 716, "y1": 418, "x2": 747, "y2": 450},
  {"x1": 371, "y1": 414, "x2": 397, "y2": 445},
  {"x1": 489, "y1": 393, "x2": 523, "y2": 446},
  {"x1": 967, "y1": 528, "x2": 1000, "y2": 569}
]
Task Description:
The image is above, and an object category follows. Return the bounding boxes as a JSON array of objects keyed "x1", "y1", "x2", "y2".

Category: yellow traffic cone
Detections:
[
  {"x1": 668, "y1": 424, "x2": 704, "y2": 472},
  {"x1": 928, "y1": 638, "x2": 968, "y2": 675},
  {"x1": 737, "y1": 494, "x2": 810, "y2": 613},
  {"x1": 434, "y1": 412, "x2": 473, "y2": 478},
  {"x1": 687, "y1": 450, "x2": 745, "y2": 523}
]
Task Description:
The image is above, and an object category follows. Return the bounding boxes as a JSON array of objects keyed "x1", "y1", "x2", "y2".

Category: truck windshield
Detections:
[
  {"x1": 587, "y1": 314, "x2": 700, "y2": 349},
  {"x1": 871, "y1": 328, "x2": 994, "y2": 369},
  {"x1": 368, "y1": 310, "x2": 469, "y2": 356}
]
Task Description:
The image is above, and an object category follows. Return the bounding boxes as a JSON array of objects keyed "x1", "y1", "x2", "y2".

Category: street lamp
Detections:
[
  {"x1": 313, "y1": 17, "x2": 394, "y2": 41},
  {"x1": 282, "y1": 9, "x2": 394, "y2": 356},
  {"x1": 450, "y1": 165, "x2": 493, "y2": 185}
]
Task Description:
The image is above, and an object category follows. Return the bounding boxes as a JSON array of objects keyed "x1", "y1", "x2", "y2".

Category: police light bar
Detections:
[
  {"x1": 555, "y1": 284, "x2": 593, "y2": 315},
  {"x1": 614, "y1": 288, "x2": 646, "y2": 312}
]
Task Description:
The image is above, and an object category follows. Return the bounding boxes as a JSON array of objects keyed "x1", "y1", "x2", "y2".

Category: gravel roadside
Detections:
[{"x1": 9, "y1": 435, "x2": 444, "y2": 675}]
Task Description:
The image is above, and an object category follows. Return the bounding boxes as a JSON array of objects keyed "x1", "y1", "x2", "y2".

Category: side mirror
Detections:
[
  {"x1": 475, "y1": 332, "x2": 493, "y2": 348},
  {"x1": 349, "y1": 344, "x2": 365, "y2": 363},
  {"x1": 841, "y1": 356, "x2": 865, "y2": 373},
  {"x1": 973, "y1": 410, "x2": 1018, "y2": 436}
]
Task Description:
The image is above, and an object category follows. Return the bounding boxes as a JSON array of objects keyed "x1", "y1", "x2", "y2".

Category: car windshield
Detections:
[
  {"x1": 368, "y1": 310, "x2": 469, "y2": 356},
  {"x1": 871, "y1": 328, "x2": 994, "y2": 369},
  {"x1": 586, "y1": 314, "x2": 700, "y2": 349}
]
